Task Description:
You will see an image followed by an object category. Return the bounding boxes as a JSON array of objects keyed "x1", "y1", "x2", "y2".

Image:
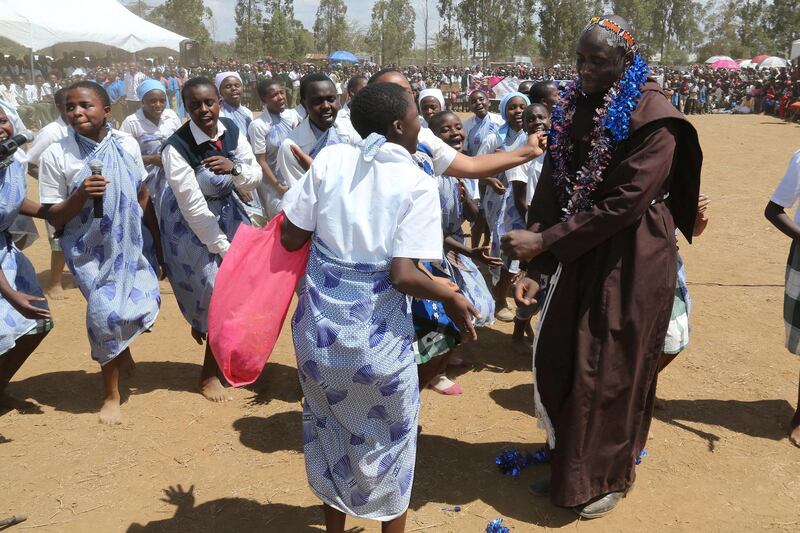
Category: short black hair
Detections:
[
  {"x1": 367, "y1": 67, "x2": 403, "y2": 85},
  {"x1": 350, "y1": 82, "x2": 410, "y2": 139},
  {"x1": 427, "y1": 110, "x2": 460, "y2": 133},
  {"x1": 66, "y1": 81, "x2": 110, "y2": 107},
  {"x1": 347, "y1": 75, "x2": 368, "y2": 93},
  {"x1": 181, "y1": 76, "x2": 218, "y2": 105},
  {"x1": 54, "y1": 87, "x2": 67, "y2": 109},
  {"x1": 299, "y1": 73, "x2": 334, "y2": 103},
  {"x1": 469, "y1": 89, "x2": 488, "y2": 100},
  {"x1": 256, "y1": 78, "x2": 282, "y2": 98},
  {"x1": 528, "y1": 81, "x2": 556, "y2": 104},
  {"x1": 518, "y1": 80, "x2": 534, "y2": 94}
]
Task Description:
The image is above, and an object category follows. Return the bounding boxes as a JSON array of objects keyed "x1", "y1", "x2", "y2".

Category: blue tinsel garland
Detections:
[
  {"x1": 486, "y1": 518, "x2": 510, "y2": 533},
  {"x1": 550, "y1": 53, "x2": 651, "y2": 218},
  {"x1": 495, "y1": 447, "x2": 551, "y2": 477}
]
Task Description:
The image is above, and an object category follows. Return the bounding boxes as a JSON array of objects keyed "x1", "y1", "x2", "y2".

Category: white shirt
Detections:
[
  {"x1": 281, "y1": 142, "x2": 443, "y2": 263},
  {"x1": 507, "y1": 153, "x2": 545, "y2": 206},
  {"x1": 771, "y1": 149, "x2": 800, "y2": 225},
  {"x1": 291, "y1": 105, "x2": 307, "y2": 122},
  {"x1": 462, "y1": 112, "x2": 504, "y2": 155},
  {"x1": 248, "y1": 109, "x2": 299, "y2": 160},
  {"x1": 124, "y1": 71, "x2": 146, "y2": 101},
  {"x1": 161, "y1": 119, "x2": 261, "y2": 257},
  {"x1": 25, "y1": 116, "x2": 69, "y2": 166},
  {"x1": 338, "y1": 102, "x2": 351, "y2": 121},
  {"x1": 276, "y1": 116, "x2": 361, "y2": 189},
  {"x1": 417, "y1": 127, "x2": 458, "y2": 176},
  {"x1": 119, "y1": 108, "x2": 181, "y2": 142},
  {"x1": 0, "y1": 87, "x2": 17, "y2": 108},
  {"x1": 38, "y1": 128, "x2": 147, "y2": 204},
  {"x1": 23, "y1": 84, "x2": 38, "y2": 104}
]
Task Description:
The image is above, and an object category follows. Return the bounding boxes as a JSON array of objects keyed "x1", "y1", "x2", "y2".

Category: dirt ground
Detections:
[{"x1": 1, "y1": 114, "x2": 799, "y2": 532}]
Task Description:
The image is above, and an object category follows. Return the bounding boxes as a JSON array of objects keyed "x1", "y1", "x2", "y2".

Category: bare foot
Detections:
[
  {"x1": 200, "y1": 376, "x2": 232, "y2": 403},
  {"x1": 99, "y1": 396, "x2": 122, "y2": 425},
  {"x1": 120, "y1": 352, "x2": 136, "y2": 380},
  {"x1": 0, "y1": 392, "x2": 39, "y2": 412},
  {"x1": 790, "y1": 419, "x2": 800, "y2": 448},
  {"x1": 45, "y1": 284, "x2": 66, "y2": 300}
]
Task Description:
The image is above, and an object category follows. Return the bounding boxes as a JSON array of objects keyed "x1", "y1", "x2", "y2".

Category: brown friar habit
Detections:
[{"x1": 526, "y1": 79, "x2": 702, "y2": 508}]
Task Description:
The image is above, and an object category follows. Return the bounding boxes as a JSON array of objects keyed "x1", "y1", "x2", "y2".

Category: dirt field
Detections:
[{"x1": 1, "y1": 114, "x2": 799, "y2": 532}]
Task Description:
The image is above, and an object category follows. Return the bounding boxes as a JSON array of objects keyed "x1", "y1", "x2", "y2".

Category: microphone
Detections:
[
  {"x1": 0, "y1": 130, "x2": 34, "y2": 159},
  {"x1": 89, "y1": 159, "x2": 103, "y2": 219}
]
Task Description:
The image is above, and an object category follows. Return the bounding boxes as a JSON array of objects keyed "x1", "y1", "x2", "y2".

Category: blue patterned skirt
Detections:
[{"x1": 293, "y1": 241, "x2": 419, "y2": 520}]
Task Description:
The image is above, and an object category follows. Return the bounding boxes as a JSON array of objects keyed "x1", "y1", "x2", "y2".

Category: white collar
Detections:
[
  {"x1": 189, "y1": 119, "x2": 227, "y2": 144},
  {"x1": 375, "y1": 141, "x2": 415, "y2": 165},
  {"x1": 136, "y1": 107, "x2": 170, "y2": 127}
]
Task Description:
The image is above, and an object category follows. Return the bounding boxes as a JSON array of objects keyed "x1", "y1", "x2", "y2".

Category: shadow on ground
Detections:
[{"x1": 127, "y1": 484, "x2": 323, "y2": 532}]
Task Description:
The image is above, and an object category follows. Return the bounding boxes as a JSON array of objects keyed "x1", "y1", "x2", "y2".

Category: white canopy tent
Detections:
[{"x1": 0, "y1": 0, "x2": 187, "y2": 79}]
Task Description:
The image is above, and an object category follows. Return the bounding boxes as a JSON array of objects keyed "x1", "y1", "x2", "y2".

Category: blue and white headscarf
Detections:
[
  {"x1": 498, "y1": 91, "x2": 530, "y2": 142},
  {"x1": 136, "y1": 78, "x2": 166, "y2": 101}
]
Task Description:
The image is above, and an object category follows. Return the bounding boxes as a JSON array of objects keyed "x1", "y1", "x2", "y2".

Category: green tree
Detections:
[
  {"x1": 263, "y1": 0, "x2": 293, "y2": 59},
  {"x1": 437, "y1": 0, "x2": 460, "y2": 62},
  {"x1": 313, "y1": 0, "x2": 349, "y2": 54},
  {"x1": 148, "y1": 0, "x2": 213, "y2": 47},
  {"x1": 234, "y1": 0, "x2": 264, "y2": 62},
  {"x1": 696, "y1": 0, "x2": 749, "y2": 59},
  {"x1": 456, "y1": 0, "x2": 481, "y2": 60},
  {"x1": 367, "y1": 0, "x2": 416, "y2": 64},
  {"x1": 291, "y1": 22, "x2": 315, "y2": 59},
  {"x1": 611, "y1": 0, "x2": 661, "y2": 57},
  {"x1": 767, "y1": 0, "x2": 800, "y2": 56},
  {"x1": 538, "y1": 0, "x2": 601, "y2": 64}
]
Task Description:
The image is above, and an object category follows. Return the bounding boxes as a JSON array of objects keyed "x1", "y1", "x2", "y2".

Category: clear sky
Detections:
[{"x1": 157, "y1": 0, "x2": 441, "y2": 48}]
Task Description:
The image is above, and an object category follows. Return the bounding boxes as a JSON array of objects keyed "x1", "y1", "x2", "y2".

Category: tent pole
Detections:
[{"x1": 30, "y1": 48, "x2": 34, "y2": 85}]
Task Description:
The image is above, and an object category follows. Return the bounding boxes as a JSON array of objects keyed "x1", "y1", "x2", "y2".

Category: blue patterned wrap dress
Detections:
[
  {"x1": 136, "y1": 131, "x2": 170, "y2": 273},
  {"x1": 220, "y1": 102, "x2": 263, "y2": 221},
  {"x1": 250, "y1": 111, "x2": 296, "y2": 219},
  {"x1": 438, "y1": 175, "x2": 495, "y2": 327},
  {"x1": 0, "y1": 154, "x2": 51, "y2": 354},
  {"x1": 294, "y1": 239, "x2": 419, "y2": 521},
  {"x1": 410, "y1": 146, "x2": 461, "y2": 363},
  {"x1": 59, "y1": 128, "x2": 160, "y2": 365},
  {"x1": 464, "y1": 113, "x2": 501, "y2": 200},
  {"x1": 153, "y1": 117, "x2": 252, "y2": 333},
  {"x1": 482, "y1": 129, "x2": 524, "y2": 261}
]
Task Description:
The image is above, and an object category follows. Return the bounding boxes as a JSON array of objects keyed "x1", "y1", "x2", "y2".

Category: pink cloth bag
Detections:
[{"x1": 208, "y1": 212, "x2": 310, "y2": 387}]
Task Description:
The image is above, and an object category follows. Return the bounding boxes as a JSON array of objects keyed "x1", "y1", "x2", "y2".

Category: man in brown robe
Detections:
[{"x1": 502, "y1": 16, "x2": 702, "y2": 518}]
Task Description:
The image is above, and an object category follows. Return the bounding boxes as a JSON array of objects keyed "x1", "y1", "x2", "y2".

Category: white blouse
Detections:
[
  {"x1": 281, "y1": 141, "x2": 443, "y2": 264},
  {"x1": 161, "y1": 119, "x2": 261, "y2": 256},
  {"x1": 38, "y1": 128, "x2": 147, "y2": 204}
]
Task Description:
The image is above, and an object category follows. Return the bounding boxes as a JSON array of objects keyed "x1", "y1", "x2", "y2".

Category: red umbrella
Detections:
[{"x1": 752, "y1": 54, "x2": 769, "y2": 64}]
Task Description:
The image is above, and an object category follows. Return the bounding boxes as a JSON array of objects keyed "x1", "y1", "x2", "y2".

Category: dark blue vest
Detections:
[{"x1": 164, "y1": 117, "x2": 239, "y2": 168}]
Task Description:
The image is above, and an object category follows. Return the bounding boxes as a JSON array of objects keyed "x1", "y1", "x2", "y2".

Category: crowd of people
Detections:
[
  {"x1": 0, "y1": 14, "x2": 798, "y2": 533},
  {"x1": 661, "y1": 63, "x2": 800, "y2": 119}
]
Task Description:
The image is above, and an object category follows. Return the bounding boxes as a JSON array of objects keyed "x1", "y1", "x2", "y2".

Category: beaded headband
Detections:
[{"x1": 583, "y1": 17, "x2": 637, "y2": 51}]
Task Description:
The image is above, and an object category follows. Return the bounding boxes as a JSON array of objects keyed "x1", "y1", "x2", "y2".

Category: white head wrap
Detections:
[
  {"x1": 214, "y1": 71, "x2": 242, "y2": 92},
  {"x1": 418, "y1": 88, "x2": 445, "y2": 110}
]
